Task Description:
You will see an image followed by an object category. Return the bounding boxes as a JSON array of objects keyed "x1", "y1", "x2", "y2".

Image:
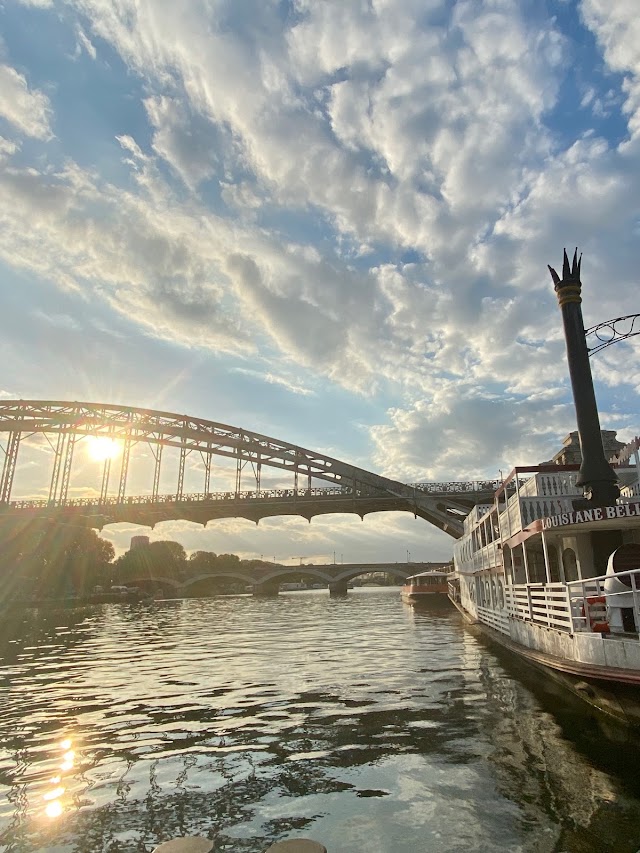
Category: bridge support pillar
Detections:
[
  {"x1": 253, "y1": 579, "x2": 280, "y2": 596},
  {"x1": 329, "y1": 580, "x2": 348, "y2": 597}
]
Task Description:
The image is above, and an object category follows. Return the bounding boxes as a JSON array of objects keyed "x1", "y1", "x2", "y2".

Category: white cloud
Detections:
[
  {"x1": 0, "y1": 136, "x2": 18, "y2": 160},
  {"x1": 1, "y1": 0, "x2": 639, "y2": 510},
  {"x1": 233, "y1": 367, "x2": 315, "y2": 397},
  {"x1": 145, "y1": 95, "x2": 222, "y2": 188},
  {"x1": 369, "y1": 387, "x2": 576, "y2": 482},
  {"x1": 581, "y1": 0, "x2": 640, "y2": 134},
  {"x1": 0, "y1": 156, "x2": 251, "y2": 352},
  {"x1": 0, "y1": 64, "x2": 52, "y2": 139},
  {"x1": 75, "y1": 25, "x2": 97, "y2": 60}
]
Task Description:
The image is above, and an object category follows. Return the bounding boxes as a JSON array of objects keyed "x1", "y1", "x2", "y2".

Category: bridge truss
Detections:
[{"x1": 0, "y1": 401, "x2": 498, "y2": 537}]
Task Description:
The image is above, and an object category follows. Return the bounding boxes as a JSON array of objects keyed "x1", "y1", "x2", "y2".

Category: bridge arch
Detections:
[
  {"x1": 0, "y1": 400, "x2": 498, "y2": 538},
  {"x1": 331, "y1": 566, "x2": 411, "y2": 584},
  {"x1": 180, "y1": 571, "x2": 256, "y2": 589}
]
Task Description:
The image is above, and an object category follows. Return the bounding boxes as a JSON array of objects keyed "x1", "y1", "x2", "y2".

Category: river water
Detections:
[{"x1": 2, "y1": 589, "x2": 640, "y2": 853}]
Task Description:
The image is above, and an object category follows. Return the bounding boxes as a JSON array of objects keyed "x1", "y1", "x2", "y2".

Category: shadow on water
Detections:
[
  {"x1": 1, "y1": 591, "x2": 640, "y2": 852},
  {"x1": 461, "y1": 622, "x2": 640, "y2": 853},
  {"x1": 469, "y1": 623, "x2": 640, "y2": 777}
]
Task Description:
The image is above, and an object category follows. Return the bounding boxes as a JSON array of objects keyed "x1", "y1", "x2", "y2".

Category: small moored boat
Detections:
[{"x1": 401, "y1": 569, "x2": 450, "y2": 603}]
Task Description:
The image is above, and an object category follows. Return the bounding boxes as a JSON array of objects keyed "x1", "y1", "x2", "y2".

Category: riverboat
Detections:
[
  {"x1": 451, "y1": 435, "x2": 640, "y2": 726},
  {"x1": 401, "y1": 569, "x2": 450, "y2": 603}
]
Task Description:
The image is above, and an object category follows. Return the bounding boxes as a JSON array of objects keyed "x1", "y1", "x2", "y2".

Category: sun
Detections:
[{"x1": 86, "y1": 436, "x2": 121, "y2": 462}]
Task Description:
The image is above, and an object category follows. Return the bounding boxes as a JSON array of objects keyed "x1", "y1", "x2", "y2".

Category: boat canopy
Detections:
[{"x1": 406, "y1": 570, "x2": 451, "y2": 582}]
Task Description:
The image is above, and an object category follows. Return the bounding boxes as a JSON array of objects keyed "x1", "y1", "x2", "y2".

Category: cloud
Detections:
[
  {"x1": 145, "y1": 95, "x2": 224, "y2": 188},
  {"x1": 0, "y1": 64, "x2": 52, "y2": 139},
  {"x1": 75, "y1": 25, "x2": 97, "y2": 60},
  {"x1": 232, "y1": 367, "x2": 314, "y2": 397},
  {"x1": 369, "y1": 385, "x2": 575, "y2": 482},
  {"x1": 51, "y1": 0, "x2": 575, "y2": 403},
  {"x1": 0, "y1": 136, "x2": 18, "y2": 160},
  {"x1": 0, "y1": 154, "x2": 251, "y2": 354},
  {"x1": 1, "y1": 0, "x2": 640, "y2": 508},
  {"x1": 581, "y1": 0, "x2": 640, "y2": 134}
]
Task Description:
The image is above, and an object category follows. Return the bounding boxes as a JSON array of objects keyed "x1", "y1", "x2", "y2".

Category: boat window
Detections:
[
  {"x1": 562, "y1": 548, "x2": 578, "y2": 583},
  {"x1": 547, "y1": 544, "x2": 560, "y2": 583},
  {"x1": 492, "y1": 514, "x2": 500, "y2": 540},
  {"x1": 502, "y1": 545, "x2": 513, "y2": 584},
  {"x1": 525, "y1": 542, "x2": 546, "y2": 584},
  {"x1": 512, "y1": 546, "x2": 527, "y2": 585},
  {"x1": 497, "y1": 579, "x2": 505, "y2": 609}
]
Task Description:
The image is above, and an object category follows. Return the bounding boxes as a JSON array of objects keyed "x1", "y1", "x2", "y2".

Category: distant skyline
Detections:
[{"x1": 1, "y1": 0, "x2": 639, "y2": 563}]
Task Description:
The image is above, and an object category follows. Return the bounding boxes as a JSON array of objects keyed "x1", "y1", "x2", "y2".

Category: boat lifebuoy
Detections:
[{"x1": 583, "y1": 595, "x2": 609, "y2": 633}]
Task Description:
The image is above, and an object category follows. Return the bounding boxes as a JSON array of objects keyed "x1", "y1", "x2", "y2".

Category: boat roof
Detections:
[{"x1": 407, "y1": 570, "x2": 450, "y2": 578}]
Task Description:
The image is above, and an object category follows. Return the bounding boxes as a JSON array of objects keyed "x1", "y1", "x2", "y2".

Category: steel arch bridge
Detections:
[{"x1": 0, "y1": 401, "x2": 498, "y2": 538}]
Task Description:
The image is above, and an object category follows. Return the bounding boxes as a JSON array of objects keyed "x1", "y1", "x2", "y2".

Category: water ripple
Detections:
[{"x1": 1, "y1": 590, "x2": 640, "y2": 852}]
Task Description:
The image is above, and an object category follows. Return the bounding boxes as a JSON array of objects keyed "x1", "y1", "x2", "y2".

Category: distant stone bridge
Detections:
[
  {"x1": 126, "y1": 561, "x2": 449, "y2": 596},
  {"x1": 0, "y1": 401, "x2": 500, "y2": 538}
]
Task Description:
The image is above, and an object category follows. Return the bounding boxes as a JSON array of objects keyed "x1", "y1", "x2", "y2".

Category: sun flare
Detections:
[{"x1": 86, "y1": 436, "x2": 120, "y2": 462}]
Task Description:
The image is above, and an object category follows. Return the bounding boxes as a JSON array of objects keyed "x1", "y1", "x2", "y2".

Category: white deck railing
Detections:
[
  {"x1": 476, "y1": 604, "x2": 510, "y2": 634},
  {"x1": 518, "y1": 471, "x2": 580, "y2": 498},
  {"x1": 506, "y1": 583, "x2": 574, "y2": 632},
  {"x1": 498, "y1": 495, "x2": 575, "y2": 538},
  {"x1": 506, "y1": 568, "x2": 640, "y2": 637},
  {"x1": 622, "y1": 481, "x2": 640, "y2": 497}
]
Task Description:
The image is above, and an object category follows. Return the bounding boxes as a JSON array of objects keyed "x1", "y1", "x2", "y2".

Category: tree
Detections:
[
  {"x1": 113, "y1": 539, "x2": 187, "y2": 584},
  {"x1": 149, "y1": 540, "x2": 186, "y2": 578},
  {"x1": 216, "y1": 553, "x2": 241, "y2": 570},
  {"x1": 1, "y1": 521, "x2": 115, "y2": 598},
  {"x1": 187, "y1": 551, "x2": 219, "y2": 577}
]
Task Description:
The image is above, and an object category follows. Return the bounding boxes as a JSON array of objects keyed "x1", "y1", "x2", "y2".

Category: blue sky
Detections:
[{"x1": 1, "y1": 0, "x2": 639, "y2": 564}]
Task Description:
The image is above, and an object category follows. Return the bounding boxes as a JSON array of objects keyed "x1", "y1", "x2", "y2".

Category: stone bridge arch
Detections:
[
  {"x1": 180, "y1": 571, "x2": 256, "y2": 590},
  {"x1": 331, "y1": 565, "x2": 411, "y2": 585}
]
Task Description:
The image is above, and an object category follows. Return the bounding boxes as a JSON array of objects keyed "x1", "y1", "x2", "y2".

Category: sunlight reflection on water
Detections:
[{"x1": 1, "y1": 590, "x2": 640, "y2": 852}]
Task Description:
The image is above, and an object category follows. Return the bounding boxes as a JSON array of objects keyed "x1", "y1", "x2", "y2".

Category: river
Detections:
[{"x1": 1, "y1": 588, "x2": 640, "y2": 853}]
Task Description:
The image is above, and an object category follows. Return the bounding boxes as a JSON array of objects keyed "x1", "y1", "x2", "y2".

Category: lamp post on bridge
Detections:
[{"x1": 548, "y1": 249, "x2": 620, "y2": 506}]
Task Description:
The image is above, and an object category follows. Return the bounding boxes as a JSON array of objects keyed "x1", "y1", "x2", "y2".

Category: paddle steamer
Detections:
[{"x1": 452, "y1": 435, "x2": 640, "y2": 724}]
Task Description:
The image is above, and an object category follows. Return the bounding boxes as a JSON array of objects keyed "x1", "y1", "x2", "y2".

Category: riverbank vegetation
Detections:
[{"x1": 1, "y1": 520, "x2": 404, "y2": 601}]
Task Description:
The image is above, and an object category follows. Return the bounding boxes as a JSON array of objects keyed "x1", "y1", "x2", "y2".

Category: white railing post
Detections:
[
  {"x1": 544, "y1": 586, "x2": 551, "y2": 627},
  {"x1": 632, "y1": 571, "x2": 640, "y2": 636},
  {"x1": 566, "y1": 585, "x2": 577, "y2": 634}
]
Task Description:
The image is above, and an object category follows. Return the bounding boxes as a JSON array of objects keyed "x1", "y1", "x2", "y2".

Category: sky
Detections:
[{"x1": 0, "y1": 0, "x2": 639, "y2": 566}]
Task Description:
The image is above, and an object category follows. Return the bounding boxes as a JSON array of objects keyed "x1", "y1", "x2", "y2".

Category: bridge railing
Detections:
[
  {"x1": 4, "y1": 486, "x2": 396, "y2": 510},
  {"x1": 410, "y1": 480, "x2": 500, "y2": 494},
  {"x1": 3, "y1": 482, "x2": 501, "y2": 511}
]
